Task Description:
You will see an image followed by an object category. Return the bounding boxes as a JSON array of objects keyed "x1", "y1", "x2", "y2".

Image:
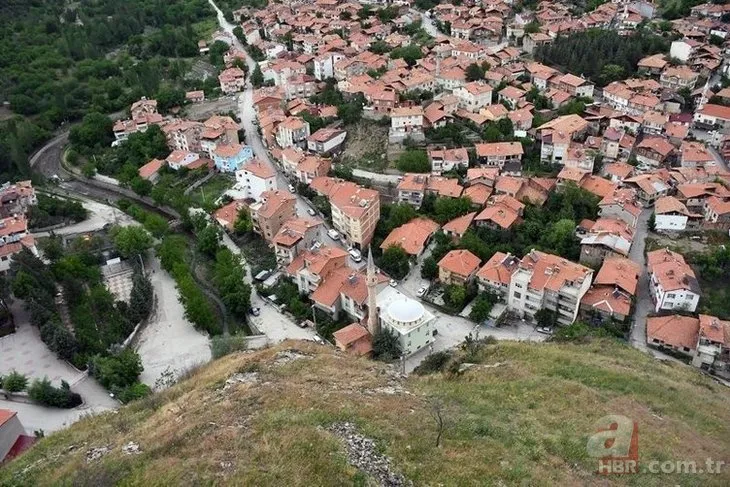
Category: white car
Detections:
[
  {"x1": 389, "y1": 279, "x2": 398, "y2": 287},
  {"x1": 327, "y1": 229, "x2": 340, "y2": 240},
  {"x1": 349, "y1": 249, "x2": 362, "y2": 262},
  {"x1": 307, "y1": 208, "x2": 316, "y2": 216},
  {"x1": 536, "y1": 326, "x2": 553, "y2": 335},
  {"x1": 288, "y1": 184, "x2": 296, "y2": 193},
  {"x1": 417, "y1": 287, "x2": 427, "y2": 297}
]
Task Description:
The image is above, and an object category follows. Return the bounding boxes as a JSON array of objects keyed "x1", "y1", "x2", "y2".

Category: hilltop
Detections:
[{"x1": 2, "y1": 339, "x2": 730, "y2": 486}]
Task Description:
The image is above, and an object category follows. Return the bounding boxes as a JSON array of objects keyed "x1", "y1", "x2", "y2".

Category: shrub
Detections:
[
  {"x1": 28, "y1": 378, "x2": 82, "y2": 408},
  {"x1": 2, "y1": 370, "x2": 28, "y2": 392},
  {"x1": 90, "y1": 348, "x2": 144, "y2": 390},
  {"x1": 413, "y1": 351, "x2": 452, "y2": 375},
  {"x1": 115, "y1": 382, "x2": 151, "y2": 403},
  {"x1": 372, "y1": 327, "x2": 401, "y2": 362},
  {"x1": 210, "y1": 335, "x2": 250, "y2": 359}
]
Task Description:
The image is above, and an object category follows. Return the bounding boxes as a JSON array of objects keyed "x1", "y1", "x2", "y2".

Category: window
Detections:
[
  {"x1": 513, "y1": 291, "x2": 522, "y2": 299},
  {"x1": 667, "y1": 293, "x2": 676, "y2": 298},
  {"x1": 515, "y1": 283, "x2": 523, "y2": 289}
]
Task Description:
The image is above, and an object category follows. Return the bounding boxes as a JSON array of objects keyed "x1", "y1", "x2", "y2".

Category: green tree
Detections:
[
  {"x1": 421, "y1": 256, "x2": 438, "y2": 279},
  {"x1": 390, "y1": 45, "x2": 423, "y2": 66},
  {"x1": 379, "y1": 245, "x2": 411, "y2": 280},
  {"x1": 2, "y1": 370, "x2": 28, "y2": 392},
  {"x1": 465, "y1": 63, "x2": 485, "y2": 81},
  {"x1": 535, "y1": 309, "x2": 558, "y2": 329},
  {"x1": 444, "y1": 285, "x2": 467, "y2": 310},
  {"x1": 372, "y1": 327, "x2": 401, "y2": 361},
  {"x1": 433, "y1": 196, "x2": 472, "y2": 224},
  {"x1": 251, "y1": 65, "x2": 264, "y2": 88},
  {"x1": 396, "y1": 150, "x2": 430, "y2": 172},
  {"x1": 69, "y1": 112, "x2": 113, "y2": 153},
  {"x1": 197, "y1": 224, "x2": 221, "y2": 257},
  {"x1": 233, "y1": 207, "x2": 253, "y2": 235},
  {"x1": 90, "y1": 348, "x2": 144, "y2": 390},
  {"x1": 112, "y1": 226, "x2": 153, "y2": 258},
  {"x1": 469, "y1": 292, "x2": 497, "y2": 323}
]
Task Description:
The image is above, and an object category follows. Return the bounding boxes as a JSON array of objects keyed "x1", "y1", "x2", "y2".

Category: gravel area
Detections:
[{"x1": 328, "y1": 422, "x2": 411, "y2": 487}]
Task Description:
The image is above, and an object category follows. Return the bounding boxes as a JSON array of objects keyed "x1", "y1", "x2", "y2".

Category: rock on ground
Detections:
[{"x1": 328, "y1": 422, "x2": 411, "y2": 487}]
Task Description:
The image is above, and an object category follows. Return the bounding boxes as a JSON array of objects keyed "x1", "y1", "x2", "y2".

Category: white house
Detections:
[
  {"x1": 166, "y1": 150, "x2": 200, "y2": 170},
  {"x1": 307, "y1": 128, "x2": 347, "y2": 155},
  {"x1": 669, "y1": 39, "x2": 698, "y2": 63},
  {"x1": 507, "y1": 250, "x2": 593, "y2": 326},
  {"x1": 313, "y1": 52, "x2": 346, "y2": 81},
  {"x1": 233, "y1": 158, "x2": 277, "y2": 201},
  {"x1": 654, "y1": 196, "x2": 702, "y2": 232},
  {"x1": 647, "y1": 248, "x2": 701, "y2": 313},
  {"x1": 453, "y1": 82, "x2": 493, "y2": 112},
  {"x1": 389, "y1": 106, "x2": 424, "y2": 143}
]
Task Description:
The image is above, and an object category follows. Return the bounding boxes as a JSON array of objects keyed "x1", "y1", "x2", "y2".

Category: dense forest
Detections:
[
  {"x1": 0, "y1": 0, "x2": 215, "y2": 180},
  {"x1": 535, "y1": 29, "x2": 669, "y2": 86}
]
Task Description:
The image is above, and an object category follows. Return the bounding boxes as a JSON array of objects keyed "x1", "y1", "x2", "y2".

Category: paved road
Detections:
[
  {"x1": 411, "y1": 9, "x2": 441, "y2": 37},
  {"x1": 208, "y1": 0, "x2": 344, "y2": 225},
  {"x1": 136, "y1": 256, "x2": 212, "y2": 390},
  {"x1": 628, "y1": 209, "x2": 684, "y2": 363},
  {"x1": 628, "y1": 208, "x2": 652, "y2": 351},
  {"x1": 32, "y1": 198, "x2": 136, "y2": 238},
  {"x1": 706, "y1": 143, "x2": 729, "y2": 172},
  {"x1": 29, "y1": 132, "x2": 179, "y2": 219}
]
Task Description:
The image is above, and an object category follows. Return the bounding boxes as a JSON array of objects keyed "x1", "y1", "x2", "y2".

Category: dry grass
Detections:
[{"x1": 3, "y1": 340, "x2": 730, "y2": 486}]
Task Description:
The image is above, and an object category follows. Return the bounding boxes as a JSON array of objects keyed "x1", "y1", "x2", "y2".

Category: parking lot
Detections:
[{"x1": 0, "y1": 302, "x2": 81, "y2": 385}]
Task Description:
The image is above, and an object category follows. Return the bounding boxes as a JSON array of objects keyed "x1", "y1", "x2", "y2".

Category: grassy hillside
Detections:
[{"x1": 2, "y1": 339, "x2": 730, "y2": 486}]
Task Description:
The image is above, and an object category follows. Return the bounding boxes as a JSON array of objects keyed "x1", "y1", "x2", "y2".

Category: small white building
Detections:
[
  {"x1": 389, "y1": 106, "x2": 425, "y2": 143},
  {"x1": 233, "y1": 158, "x2": 277, "y2": 201},
  {"x1": 647, "y1": 248, "x2": 701, "y2": 313},
  {"x1": 166, "y1": 150, "x2": 200, "y2": 170},
  {"x1": 307, "y1": 128, "x2": 347, "y2": 155},
  {"x1": 376, "y1": 286, "x2": 436, "y2": 357}
]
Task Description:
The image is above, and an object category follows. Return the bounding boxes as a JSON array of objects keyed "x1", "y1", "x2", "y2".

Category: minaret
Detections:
[{"x1": 366, "y1": 247, "x2": 380, "y2": 336}]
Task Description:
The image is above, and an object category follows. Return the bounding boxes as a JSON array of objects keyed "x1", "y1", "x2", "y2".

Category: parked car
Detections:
[
  {"x1": 307, "y1": 208, "x2": 317, "y2": 216},
  {"x1": 417, "y1": 287, "x2": 427, "y2": 297},
  {"x1": 389, "y1": 279, "x2": 398, "y2": 287},
  {"x1": 349, "y1": 249, "x2": 362, "y2": 262},
  {"x1": 327, "y1": 228, "x2": 340, "y2": 240},
  {"x1": 536, "y1": 326, "x2": 553, "y2": 335},
  {"x1": 249, "y1": 307, "x2": 260, "y2": 317},
  {"x1": 288, "y1": 184, "x2": 296, "y2": 193}
]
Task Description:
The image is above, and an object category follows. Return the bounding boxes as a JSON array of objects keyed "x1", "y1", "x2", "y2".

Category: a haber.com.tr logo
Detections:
[{"x1": 586, "y1": 415, "x2": 639, "y2": 475}]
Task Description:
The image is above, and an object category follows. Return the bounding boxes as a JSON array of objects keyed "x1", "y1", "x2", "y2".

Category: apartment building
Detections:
[
  {"x1": 276, "y1": 117, "x2": 311, "y2": 149},
  {"x1": 438, "y1": 249, "x2": 481, "y2": 286},
  {"x1": 428, "y1": 147, "x2": 469, "y2": 175},
  {"x1": 453, "y1": 82, "x2": 493, "y2": 112},
  {"x1": 475, "y1": 142, "x2": 524, "y2": 168},
  {"x1": 218, "y1": 67, "x2": 246, "y2": 94},
  {"x1": 476, "y1": 251, "x2": 520, "y2": 298},
  {"x1": 507, "y1": 250, "x2": 593, "y2": 326},
  {"x1": 307, "y1": 128, "x2": 347, "y2": 155},
  {"x1": 234, "y1": 158, "x2": 277, "y2": 201},
  {"x1": 313, "y1": 180, "x2": 380, "y2": 249},
  {"x1": 286, "y1": 246, "x2": 349, "y2": 295},
  {"x1": 273, "y1": 218, "x2": 326, "y2": 265},
  {"x1": 0, "y1": 215, "x2": 38, "y2": 273},
  {"x1": 249, "y1": 190, "x2": 297, "y2": 243},
  {"x1": 647, "y1": 248, "x2": 701, "y2": 313}
]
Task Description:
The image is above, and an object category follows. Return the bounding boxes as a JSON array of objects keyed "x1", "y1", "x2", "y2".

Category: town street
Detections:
[
  {"x1": 32, "y1": 198, "x2": 136, "y2": 238},
  {"x1": 629, "y1": 208, "x2": 652, "y2": 352}
]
